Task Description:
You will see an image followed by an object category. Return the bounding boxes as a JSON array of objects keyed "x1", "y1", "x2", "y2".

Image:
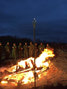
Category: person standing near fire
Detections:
[
  {"x1": 12, "y1": 43, "x2": 17, "y2": 59},
  {"x1": 38, "y1": 42, "x2": 44, "y2": 54},
  {"x1": 46, "y1": 43, "x2": 54, "y2": 51},
  {"x1": 46, "y1": 44, "x2": 50, "y2": 49},
  {"x1": 34, "y1": 43, "x2": 38, "y2": 58},
  {"x1": 29, "y1": 42, "x2": 34, "y2": 57},
  {"x1": 5, "y1": 42, "x2": 10, "y2": 59},
  {"x1": 0, "y1": 42, "x2": 3, "y2": 60},
  {"x1": 23, "y1": 42, "x2": 28, "y2": 58},
  {"x1": 18, "y1": 43, "x2": 23, "y2": 59}
]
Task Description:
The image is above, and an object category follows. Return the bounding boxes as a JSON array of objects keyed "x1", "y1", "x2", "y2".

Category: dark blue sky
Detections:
[{"x1": 0, "y1": 0, "x2": 67, "y2": 43}]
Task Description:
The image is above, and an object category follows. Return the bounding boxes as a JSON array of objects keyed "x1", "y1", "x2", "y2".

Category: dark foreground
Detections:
[{"x1": 0, "y1": 85, "x2": 67, "y2": 89}]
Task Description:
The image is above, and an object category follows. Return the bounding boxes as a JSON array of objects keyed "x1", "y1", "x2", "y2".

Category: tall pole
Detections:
[{"x1": 33, "y1": 18, "x2": 36, "y2": 88}]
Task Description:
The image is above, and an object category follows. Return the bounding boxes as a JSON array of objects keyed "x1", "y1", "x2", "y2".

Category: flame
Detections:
[
  {"x1": 1, "y1": 81, "x2": 8, "y2": 84},
  {"x1": 7, "y1": 65, "x2": 17, "y2": 72},
  {"x1": 22, "y1": 71, "x2": 34, "y2": 84},
  {"x1": 35, "y1": 49, "x2": 54, "y2": 67},
  {"x1": 0, "y1": 48, "x2": 55, "y2": 86},
  {"x1": 18, "y1": 57, "x2": 34, "y2": 69}
]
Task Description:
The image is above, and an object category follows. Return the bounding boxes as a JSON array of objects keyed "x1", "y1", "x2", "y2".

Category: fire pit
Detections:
[{"x1": 0, "y1": 48, "x2": 55, "y2": 89}]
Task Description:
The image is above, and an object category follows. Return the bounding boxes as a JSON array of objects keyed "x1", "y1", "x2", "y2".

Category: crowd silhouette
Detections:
[{"x1": 0, "y1": 42, "x2": 51, "y2": 61}]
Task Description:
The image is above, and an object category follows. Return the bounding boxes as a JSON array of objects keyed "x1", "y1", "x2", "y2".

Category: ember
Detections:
[{"x1": 0, "y1": 48, "x2": 55, "y2": 87}]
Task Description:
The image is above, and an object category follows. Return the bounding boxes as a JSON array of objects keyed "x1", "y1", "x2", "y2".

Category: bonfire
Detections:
[{"x1": 0, "y1": 48, "x2": 55, "y2": 88}]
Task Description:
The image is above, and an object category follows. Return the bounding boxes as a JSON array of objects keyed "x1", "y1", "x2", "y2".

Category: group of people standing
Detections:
[{"x1": 0, "y1": 41, "x2": 50, "y2": 60}]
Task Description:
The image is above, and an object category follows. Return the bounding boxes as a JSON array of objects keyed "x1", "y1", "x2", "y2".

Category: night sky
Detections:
[{"x1": 0, "y1": 0, "x2": 67, "y2": 43}]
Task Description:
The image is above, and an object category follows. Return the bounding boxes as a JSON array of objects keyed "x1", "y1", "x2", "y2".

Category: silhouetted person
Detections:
[
  {"x1": 34, "y1": 43, "x2": 38, "y2": 58},
  {"x1": 23, "y1": 42, "x2": 28, "y2": 58},
  {"x1": 46, "y1": 43, "x2": 54, "y2": 51},
  {"x1": 12, "y1": 43, "x2": 17, "y2": 59},
  {"x1": 18, "y1": 43, "x2": 23, "y2": 58},
  {"x1": 5, "y1": 42, "x2": 10, "y2": 59},
  {"x1": 38, "y1": 43, "x2": 44, "y2": 54},
  {"x1": 29, "y1": 42, "x2": 34, "y2": 57},
  {"x1": 46, "y1": 44, "x2": 51, "y2": 49}
]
